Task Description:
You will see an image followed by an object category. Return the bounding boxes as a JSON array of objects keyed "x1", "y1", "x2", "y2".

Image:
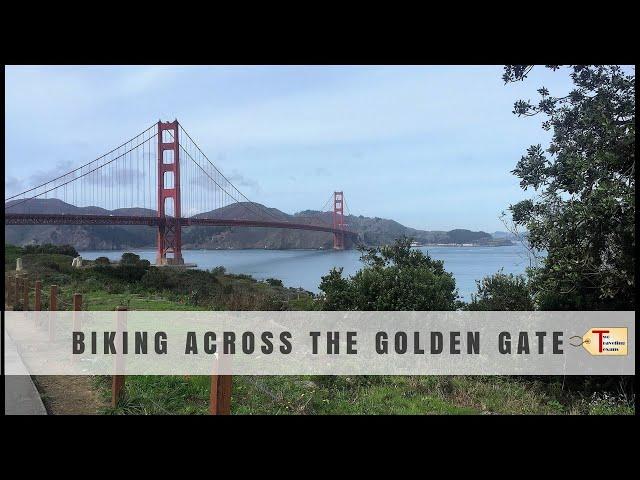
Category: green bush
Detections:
[
  {"x1": 22, "y1": 243, "x2": 79, "y2": 257},
  {"x1": 466, "y1": 271, "x2": 534, "y2": 311},
  {"x1": 121, "y1": 252, "x2": 141, "y2": 265},
  {"x1": 234, "y1": 273, "x2": 255, "y2": 282},
  {"x1": 265, "y1": 278, "x2": 283, "y2": 287},
  {"x1": 94, "y1": 264, "x2": 148, "y2": 283},
  {"x1": 21, "y1": 254, "x2": 74, "y2": 273},
  {"x1": 320, "y1": 237, "x2": 459, "y2": 311},
  {"x1": 211, "y1": 266, "x2": 226, "y2": 276},
  {"x1": 94, "y1": 256, "x2": 111, "y2": 265},
  {"x1": 5, "y1": 244, "x2": 23, "y2": 266}
]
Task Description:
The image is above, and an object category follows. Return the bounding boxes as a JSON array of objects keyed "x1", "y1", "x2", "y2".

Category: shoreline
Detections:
[{"x1": 77, "y1": 243, "x2": 515, "y2": 253}]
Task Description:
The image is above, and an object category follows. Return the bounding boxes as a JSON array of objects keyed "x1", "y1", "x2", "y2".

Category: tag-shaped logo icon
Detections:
[{"x1": 581, "y1": 328, "x2": 628, "y2": 356}]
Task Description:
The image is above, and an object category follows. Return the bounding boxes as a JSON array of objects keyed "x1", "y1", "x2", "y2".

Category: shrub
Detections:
[
  {"x1": 121, "y1": 252, "x2": 141, "y2": 265},
  {"x1": 5, "y1": 244, "x2": 24, "y2": 266},
  {"x1": 94, "y1": 264, "x2": 147, "y2": 283},
  {"x1": 265, "y1": 278, "x2": 283, "y2": 287},
  {"x1": 22, "y1": 243, "x2": 79, "y2": 257},
  {"x1": 211, "y1": 266, "x2": 226, "y2": 276},
  {"x1": 320, "y1": 237, "x2": 459, "y2": 311},
  {"x1": 466, "y1": 271, "x2": 534, "y2": 311},
  {"x1": 94, "y1": 256, "x2": 111, "y2": 265},
  {"x1": 234, "y1": 273, "x2": 255, "y2": 282}
]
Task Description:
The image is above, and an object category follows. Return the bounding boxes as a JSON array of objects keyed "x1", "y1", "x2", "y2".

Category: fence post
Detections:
[
  {"x1": 112, "y1": 306, "x2": 127, "y2": 408},
  {"x1": 49, "y1": 285, "x2": 58, "y2": 311},
  {"x1": 23, "y1": 279, "x2": 29, "y2": 310},
  {"x1": 209, "y1": 375, "x2": 232, "y2": 415},
  {"x1": 73, "y1": 293, "x2": 82, "y2": 311},
  {"x1": 35, "y1": 280, "x2": 42, "y2": 311}
]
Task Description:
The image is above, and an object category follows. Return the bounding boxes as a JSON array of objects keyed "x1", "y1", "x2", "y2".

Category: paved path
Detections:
[{"x1": 4, "y1": 332, "x2": 47, "y2": 415}]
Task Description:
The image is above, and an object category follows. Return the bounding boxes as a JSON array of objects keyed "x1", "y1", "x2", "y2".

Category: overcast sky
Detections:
[{"x1": 5, "y1": 65, "x2": 577, "y2": 231}]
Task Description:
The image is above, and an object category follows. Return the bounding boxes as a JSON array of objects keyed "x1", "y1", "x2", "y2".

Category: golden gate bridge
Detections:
[{"x1": 4, "y1": 120, "x2": 358, "y2": 265}]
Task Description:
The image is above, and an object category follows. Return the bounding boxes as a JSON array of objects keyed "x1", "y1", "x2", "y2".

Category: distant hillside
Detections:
[
  {"x1": 5, "y1": 199, "x2": 157, "y2": 250},
  {"x1": 5, "y1": 199, "x2": 512, "y2": 250},
  {"x1": 493, "y1": 230, "x2": 528, "y2": 242}
]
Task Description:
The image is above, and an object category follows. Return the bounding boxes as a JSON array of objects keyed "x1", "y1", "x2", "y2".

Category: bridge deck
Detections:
[{"x1": 4, "y1": 213, "x2": 358, "y2": 239}]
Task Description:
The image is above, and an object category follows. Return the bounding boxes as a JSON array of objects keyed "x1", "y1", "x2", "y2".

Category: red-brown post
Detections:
[
  {"x1": 209, "y1": 375, "x2": 233, "y2": 415},
  {"x1": 112, "y1": 375, "x2": 125, "y2": 408},
  {"x1": 49, "y1": 285, "x2": 58, "y2": 311},
  {"x1": 112, "y1": 306, "x2": 127, "y2": 408},
  {"x1": 35, "y1": 280, "x2": 42, "y2": 311},
  {"x1": 23, "y1": 279, "x2": 29, "y2": 310},
  {"x1": 73, "y1": 293, "x2": 82, "y2": 311}
]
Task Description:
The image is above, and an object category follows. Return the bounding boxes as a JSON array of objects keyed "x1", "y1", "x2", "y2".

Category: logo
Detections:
[{"x1": 573, "y1": 328, "x2": 628, "y2": 356}]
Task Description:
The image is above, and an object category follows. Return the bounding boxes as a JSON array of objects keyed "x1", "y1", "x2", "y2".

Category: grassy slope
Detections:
[
  {"x1": 99, "y1": 374, "x2": 634, "y2": 415},
  {"x1": 6, "y1": 245, "x2": 634, "y2": 415}
]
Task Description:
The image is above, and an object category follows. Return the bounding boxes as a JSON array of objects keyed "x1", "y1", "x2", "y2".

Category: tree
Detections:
[
  {"x1": 23, "y1": 243, "x2": 78, "y2": 257},
  {"x1": 504, "y1": 65, "x2": 635, "y2": 310},
  {"x1": 94, "y1": 256, "x2": 111, "y2": 265},
  {"x1": 121, "y1": 252, "x2": 141, "y2": 265},
  {"x1": 319, "y1": 237, "x2": 459, "y2": 310},
  {"x1": 466, "y1": 272, "x2": 534, "y2": 311}
]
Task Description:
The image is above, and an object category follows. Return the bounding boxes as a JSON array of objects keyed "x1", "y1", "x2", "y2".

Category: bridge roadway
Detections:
[{"x1": 4, "y1": 213, "x2": 359, "y2": 240}]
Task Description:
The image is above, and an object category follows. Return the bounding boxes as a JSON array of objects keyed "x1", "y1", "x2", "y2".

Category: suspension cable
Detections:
[
  {"x1": 178, "y1": 123, "x2": 286, "y2": 223},
  {"x1": 6, "y1": 133, "x2": 158, "y2": 211},
  {"x1": 5, "y1": 123, "x2": 157, "y2": 202},
  {"x1": 179, "y1": 144, "x2": 276, "y2": 222}
]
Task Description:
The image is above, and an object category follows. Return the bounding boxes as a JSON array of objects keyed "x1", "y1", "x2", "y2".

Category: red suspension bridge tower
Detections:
[
  {"x1": 156, "y1": 120, "x2": 184, "y2": 265},
  {"x1": 333, "y1": 191, "x2": 345, "y2": 250}
]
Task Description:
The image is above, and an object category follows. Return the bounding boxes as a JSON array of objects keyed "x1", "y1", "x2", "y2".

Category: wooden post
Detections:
[
  {"x1": 112, "y1": 375, "x2": 125, "y2": 408},
  {"x1": 23, "y1": 279, "x2": 29, "y2": 310},
  {"x1": 49, "y1": 285, "x2": 58, "y2": 311},
  {"x1": 35, "y1": 280, "x2": 42, "y2": 311},
  {"x1": 73, "y1": 293, "x2": 82, "y2": 311},
  {"x1": 112, "y1": 306, "x2": 127, "y2": 408},
  {"x1": 209, "y1": 375, "x2": 232, "y2": 415}
]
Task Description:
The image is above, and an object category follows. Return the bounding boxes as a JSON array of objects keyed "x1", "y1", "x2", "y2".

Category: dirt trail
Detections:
[
  {"x1": 6, "y1": 301, "x2": 108, "y2": 415},
  {"x1": 32, "y1": 376, "x2": 109, "y2": 415}
]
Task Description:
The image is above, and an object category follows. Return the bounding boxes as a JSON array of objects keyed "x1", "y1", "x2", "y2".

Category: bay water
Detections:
[{"x1": 80, "y1": 244, "x2": 534, "y2": 301}]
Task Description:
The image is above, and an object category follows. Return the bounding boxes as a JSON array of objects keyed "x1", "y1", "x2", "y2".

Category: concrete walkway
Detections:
[{"x1": 4, "y1": 333, "x2": 47, "y2": 415}]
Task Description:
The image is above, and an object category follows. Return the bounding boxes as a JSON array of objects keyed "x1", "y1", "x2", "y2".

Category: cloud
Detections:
[
  {"x1": 4, "y1": 176, "x2": 26, "y2": 198},
  {"x1": 5, "y1": 160, "x2": 78, "y2": 199},
  {"x1": 227, "y1": 170, "x2": 261, "y2": 194},
  {"x1": 86, "y1": 167, "x2": 145, "y2": 186}
]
